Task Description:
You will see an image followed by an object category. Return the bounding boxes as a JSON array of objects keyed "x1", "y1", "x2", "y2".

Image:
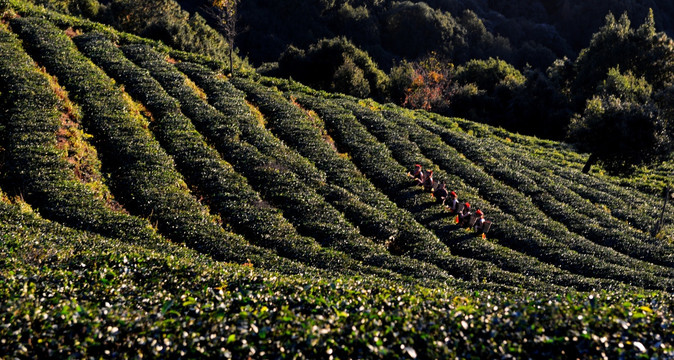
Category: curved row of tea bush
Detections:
[
  {"x1": 2, "y1": 194, "x2": 673, "y2": 359},
  {"x1": 486, "y1": 120, "x2": 674, "y2": 237},
  {"x1": 176, "y1": 63, "x2": 321, "y2": 185},
  {"x1": 425, "y1": 113, "x2": 664, "y2": 239},
  {"x1": 384, "y1": 106, "x2": 668, "y2": 281},
  {"x1": 178, "y1": 65, "x2": 544, "y2": 289},
  {"x1": 419, "y1": 114, "x2": 674, "y2": 270},
  {"x1": 483, "y1": 128, "x2": 663, "y2": 233},
  {"x1": 290, "y1": 91, "x2": 631, "y2": 292},
  {"x1": 417, "y1": 112, "x2": 673, "y2": 261},
  {"x1": 230, "y1": 77, "x2": 598, "y2": 292},
  {"x1": 179, "y1": 62, "x2": 417, "y2": 250},
  {"x1": 8, "y1": 0, "x2": 226, "y2": 72},
  {"x1": 228, "y1": 77, "x2": 460, "y2": 252},
  {"x1": 3, "y1": 6, "x2": 674, "y2": 358},
  {"x1": 118, "y1": 43, "x2": 450, "y2": 282},
  {"x1": 181, "y1": 66, "x2": 450, "y2": 255},
  {"x1": 9, "y1": 17, "x2": 305, "y2": 273},
  {"x1": 0, "y1": 26, "x2": 160, "y2": 246},
  {"x1": 186, "y1": 70, "x2": 428, "y2": 256},
  {"x1": 70, "y1": 33, "x2": 405, "y2": 280},
  {"x1": 610, "y1": 162, "x2": 674, "y2": 196},
  {"x1": 447, "y1": 115, "x2": 674, "y2": 230},
  {"x1": 293, "y1": 86, "x2": 655, "y2": 290},
  {"x1": 374, "y1": 105, "x2": 674, "y2": 290},
  {"x1": 443, "y1": 115, "x2": 674, "y2": 245},
  {"x1": 550, "y1": 161, "x2": 674, "y2": 233},
  {"x1": 551, "y1": 173, "x2": 664, "y2": 234},
  {"x1": 258, "y1": 72, "x2": 674, "y2": 289}
]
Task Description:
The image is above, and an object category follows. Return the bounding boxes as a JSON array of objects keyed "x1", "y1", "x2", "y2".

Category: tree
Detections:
[
  {"x1": 381, "y1": 2, "x2": 457, "y2": 59},
  {"x1": 571, "y1": 9, "x2": 674, "y2": 111},
  {"x1": 68, "y1": 0, "x2": 100, "y2": 18},
  {"x1": 276, "y1": 37, "x2": 389, "y2": 100},
  {"x1": 451, "y1": 57, "x2": 526, "y2": 126},
  {"x1": 389, "y1": 60, "x2": 415, "y2": 104},
  {"x1": 333, "y1": 55, "x2": 371, "y2": 98},
  {"x1": 566, "y1": 10, "x2": 674, "y2": 174},
  {"x1": 207, "y1": 0, "x2": 239, "y2": 75},
  {"x1": 568, "y1": 69, "x2": 673, "y2": 174},
  {"x1": 505, "y1": 68, "x2": 573, "y2": 139},
  {"x1": 398, "y1": 53, "x2": 455, "y2": 113},
  {"x1": 598, "y1": 67, "x2": 653, "y2": 103},
  {"x1": 454, "y1": 57, "x2": 525, "y2": 93},
  {"x1": 95, "y1": 0, "x2": 229, "y2": 62}
]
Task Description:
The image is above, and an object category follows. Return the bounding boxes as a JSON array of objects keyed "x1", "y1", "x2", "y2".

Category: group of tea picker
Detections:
[{"x1": 410, "y1": 164, "x2": 492, "y2": 235}]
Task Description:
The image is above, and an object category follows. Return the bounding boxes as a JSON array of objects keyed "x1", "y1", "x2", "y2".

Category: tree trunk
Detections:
[
  {"x1": 229, "y1": 45, "x2": 233, "y2": 76},
  {"x1": 582, "y1": 153, "x2": 598, "y2": 174}
]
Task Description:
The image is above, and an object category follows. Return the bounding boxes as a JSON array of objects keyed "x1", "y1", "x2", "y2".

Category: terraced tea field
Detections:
[{"x1": 1, "y1": 3, "x2": 673, "y2": 358}]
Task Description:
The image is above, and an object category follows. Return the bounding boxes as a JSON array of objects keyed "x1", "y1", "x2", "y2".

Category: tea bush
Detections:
[
  {"x1": 450, "y1": 114, "x2": 674, "y2": 228},
  {"x1": 184, "y1": 65, "x2": 407, "y2": 249},
  {"x1": 229, "y1": 77, "x2": 576, "y2": 291},
  {"x1": 376, "y1": 105, "x2": 673, "y2": 290},
  {"x1": 230, "y1": 77, "x2": 411, "y2": 243},
  {"x1": 10, "y1": 17, "x2": 304, "y2": 273},
  {"x1": 72, "y1": 32, "x2": 399, "y2": 280},
  {"x1": 120, "y1": 43, "x2": 450, "y2": 281},
  {"x1": 2, "y1": 198, "x2": 672, "y2": 359},
  {"x1": 297, "y1": 94, "x2": 630, "y2": 292},
  {"x1": 0, "y1": 27, "x2": 159, "y2": 246},
  {"x1": 3, "y1": 5, "x2": 674, "y2": 358},
  {"x1": 422, "y1": 113, "x2": 674, "y2": 270}
]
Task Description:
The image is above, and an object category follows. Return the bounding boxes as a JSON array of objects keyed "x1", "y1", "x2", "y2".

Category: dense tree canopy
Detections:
[
  {"x1": 275, "y1": 37, "x2": 388, "y2": 99},
  {"x1": 568, "y1": 94, "x2": 672, "y2": 174},
  {"x1": 29, "y1": 0, "x2": 232, "y2": 62},
  {"x1": 223, "y1": 0, "x2": 674, "y2": 70},
  {"x1": 571, "y1": 10, "x2": 674, "y2": 110},
  {"x1": 565, "y1": 12, "x2": 674, "y2": 174}
]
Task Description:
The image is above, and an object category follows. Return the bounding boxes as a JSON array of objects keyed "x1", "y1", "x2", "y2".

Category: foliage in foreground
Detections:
[{"x1": 1, "y1": 198, "x2": 673, "y2": 359}]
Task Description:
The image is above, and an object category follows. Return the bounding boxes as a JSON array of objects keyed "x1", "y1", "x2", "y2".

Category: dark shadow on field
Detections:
[
  {"x1": 407, "y1": 200, "x2": 445, "y2": 215},
  {"x1": 433, "y1": 223, "x2": 468, "y2": 238},
  {"x1": 401, "y1": 189, "x2": 440, "y2": 212},
  {"x1": 423, "y1": 209, "x2": 455, "y2": 224},
  {"x1": 430, "y1": 216, "x2": 485, "y2": 244},
  {"x1": 440, "y1": 231, "x2": 480, "y2": 245}
]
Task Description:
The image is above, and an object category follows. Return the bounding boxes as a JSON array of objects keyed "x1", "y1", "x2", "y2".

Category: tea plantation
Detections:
[{"x1": 1, "y1": 3, "x2": 673, "y2": 358}]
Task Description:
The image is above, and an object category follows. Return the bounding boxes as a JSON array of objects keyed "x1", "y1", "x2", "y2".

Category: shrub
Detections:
[
  {"x1": 11, "y1": 16, "x2": 305, "y2": 274},
  {"x1": 329, "y1": 98, "x2": 626, "y2": 291},
  {"x1": 0, "y1": 26, "x2": 159, "y2": 245},
  {"x1": 121, "y1": 44, "x2": 448, "y2": 281},
  {"x1": 276, "y1": 36, "x2": 388, "y2": 99},
  {"x1": 73, "y1": 32, "x2": 393, "y2": 278},
  {"x1": 391, "y1": 107, "x2": 674, "y2": 289},
  {"x1": 3, "y1": 197, "x2": 673, "y2": 359}
]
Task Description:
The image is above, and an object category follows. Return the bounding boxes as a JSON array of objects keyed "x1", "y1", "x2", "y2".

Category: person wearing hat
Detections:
[
  {"x1": 411, "y1": 164, "x2": 423, "y2": 184},
  {"x1": 447, "y1": 191, "x2": 459, "y2": 212},
  {"x1": 423, "y1": 170, "x2": 435, "y2": 192},
  {"x1": 474, "y1": 209, "x2": 486, "y2": 232},
  {"x1": 434, "y1": 181, "x2": 449, "y2": 204},
  {"x1": 458, "y1": 202, "x2": 472, "y2": 226}
]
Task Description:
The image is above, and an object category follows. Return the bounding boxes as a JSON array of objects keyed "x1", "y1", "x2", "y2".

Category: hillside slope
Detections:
[{"x1": 1, "y1": 3, "x2": 673, "y2": 358}]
